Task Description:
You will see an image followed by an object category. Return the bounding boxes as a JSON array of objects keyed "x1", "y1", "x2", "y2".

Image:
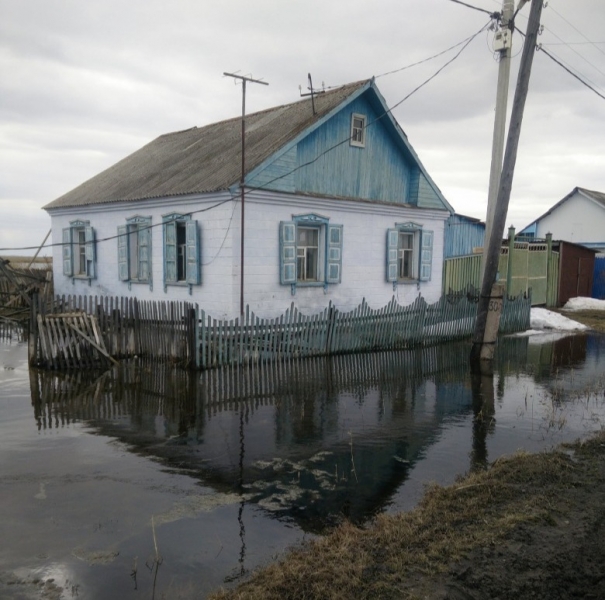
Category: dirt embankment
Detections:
[{"x1": 211, "y1": 431, "x2": 605, "y2": 600}]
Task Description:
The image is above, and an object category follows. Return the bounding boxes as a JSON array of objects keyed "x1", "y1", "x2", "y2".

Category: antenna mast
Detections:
[{"x1": 223, "y1": 72, "x2": 269, "y2": 315}]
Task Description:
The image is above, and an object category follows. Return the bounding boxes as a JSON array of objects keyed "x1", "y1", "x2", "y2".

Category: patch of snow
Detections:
[
  {"x1": 562, "y1": 297, "x2": 605, "y2": 312},
  {"x1": 530, "y1": 308, "x2": 588, "y2": 331}
]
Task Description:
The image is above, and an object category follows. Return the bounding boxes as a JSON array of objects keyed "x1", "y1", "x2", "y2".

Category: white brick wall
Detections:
[{"x1": 49, "y1": 190, "x2": 448, "y2": 319}]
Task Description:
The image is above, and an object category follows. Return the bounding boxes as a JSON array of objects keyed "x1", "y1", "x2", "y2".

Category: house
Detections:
[
  {"x1": 44, "y1": 79, "x2": 454, "y2": 319},
  {"x1": 519, "y1": 187, "x2": 605, "y2": 253}
]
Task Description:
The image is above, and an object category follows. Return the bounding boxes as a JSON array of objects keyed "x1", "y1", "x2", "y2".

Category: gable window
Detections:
[
  {"x1": 62, "y1": 220, "x2": 96, "y2": 281},
  {"x1": 279, "y1": 214, "x2": 343, "y2": 292},
  {"x1": 117, "y1": 215, "x2": 152, "y2": 288},
  {"x1": 386, "y1": 222, "x2": 433, "y2": 286},
  {"x1": 162, "y1": 213, "x2": 201, "y2": 291},
  {"x1": 350, "y1": 113, "x2": 366, "y2": 148}
]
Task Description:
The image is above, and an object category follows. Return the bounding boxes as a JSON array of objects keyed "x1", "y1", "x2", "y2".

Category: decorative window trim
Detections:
[
  {"x1": 386, "y1": 222, "x2": 433, "y2": 290},
  {"x1": 117, "y1": 215, "x2": 153, "y2": 291},
  {"x1": 350, "y1": 113, "x2": 366, "y2": 148},
  {"x1": 62, "y1": 219, "x2": 96, "y2": 284},
  {"x1": 279, "y1": 213, "x2": 343, "y2": 294},
  {"x1": 162, "y1": 212, "x2": 201, "y2": 294}
]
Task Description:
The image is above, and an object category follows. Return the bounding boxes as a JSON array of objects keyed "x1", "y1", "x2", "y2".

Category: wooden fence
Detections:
[
  {"x1": 198, "y1": 292, "x2": 531, "y2": 369},
  {"x1": 30, "y1": 294, "x2": 198, "y2": 370},
  {"x1": 28, "y1": 291, "x2": 531, "y2": 371}
]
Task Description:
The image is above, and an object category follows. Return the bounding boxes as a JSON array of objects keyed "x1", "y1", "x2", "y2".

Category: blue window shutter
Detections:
[
  {"x1": 420, "y1": 229, "x2": 433, "y2": 281},
  {"x1": 279, "y1": 221, "x2": 296, "y2": 284},
  {"x1": 386, "y1": 229, "x2": 398, "y2": 282},
  {"x1": 84, "y1": 226, "x2": 96, "y2": 279},
  {"x1": 326, "y1": 224, "x2": 343, "y2": 284},
  {"x1": 62, "y1": 227, "x2": 73, "y2": 277},
  {"x1": 138, "y1": 220, "x2": 151, "y2": 282},
  {"x1": 117, "y1": 225, "x2": 129, "y2": 281},
  {"x1": 164, "y1": 220, "x2": 177, "y2": 284},
  {"x1": 186, "y1": 220, "x2": 201, "y2": 285}
]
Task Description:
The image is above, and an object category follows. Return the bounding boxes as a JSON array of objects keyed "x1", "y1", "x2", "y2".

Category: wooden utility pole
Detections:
[
  {"x1": 471, "y1": 0, "x2": 544, "y2": 365},
  {"x1": 481, "y1": 0, "x2": 515, "y2": 280},
  {"x1": 223, "y1": 72, "x2": 269, "y2": 315}
]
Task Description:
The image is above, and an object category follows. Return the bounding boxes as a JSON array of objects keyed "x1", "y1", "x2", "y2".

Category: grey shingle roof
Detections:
[
  {"x1": 44, "y1": 80, "x2": 370, "y2": 210},
  {"x1": 579, "y1": 187, "x2": 605, "y2": 209}
]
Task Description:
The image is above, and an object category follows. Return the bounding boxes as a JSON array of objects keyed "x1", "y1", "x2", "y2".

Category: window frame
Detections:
[
  {"x1": 117, "y1": 215, "x2": 152, "y2": 290},
  {"x1": 62, "y1": 219, "x2": 96, "y2": 282},
  {"x1": 350, "y1": 113, "x2": 366, "y2": 148},
  {"x1": 279, "y1": 214, "x2": 343, "y2": 293},
  {"x1": 162, "y1": 212, "x2": 201, "y2": 293},
  {"x1": 386, "y1": 222, "x2": 433, "y2": 287}
]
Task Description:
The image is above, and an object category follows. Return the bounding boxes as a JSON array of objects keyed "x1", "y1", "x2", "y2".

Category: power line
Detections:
[
  {"x1": 0, "y1": 197, "x2": 234, "y2": 253},
  {"x1": 449, "y1": 0, "x2": 495, "y2": 17},
  {"x1": 1, "y1": 22, "x2": 491, "y2": 255},
  {"x1": 253, "y1": 21, "x2": 490, "y2": 191},
  {"x1": 538, "y1": 44, "x2": 605, "y2": 102},
  {"x1": 375, "y1": 29, "x2": 492, "y2": 79},
  {"x1": 549, "y1": 4, "x2": 605, "y2": 58},
  {"x1": 514, "y1": 25, "x2": 605, "y2": 102}
]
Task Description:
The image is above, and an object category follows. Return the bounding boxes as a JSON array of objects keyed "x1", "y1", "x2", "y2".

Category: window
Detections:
[
  {"x1": 350, "y1": 113, "x2": 366, "y2": 148},
  {"x1": 118, "y1": 216, "x2": 152, "y2": 287},
  {"x1": 297, "y1": 226, "x2": 319, "y2": 282},
  {"x1": 162, "y1": 213, "x2": 201, "y2": 290},
  {"x1": 279, "y1": 214, "x2": 343, "y2": 290},
  {"x1": 386, "y1": 223, "x2": 433, "y2": 284},
  {"x1": 62, "y1": 220, "x2": 96, "y2": 280}
]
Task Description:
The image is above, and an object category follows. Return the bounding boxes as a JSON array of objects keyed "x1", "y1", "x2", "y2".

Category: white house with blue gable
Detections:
[{"x1": 44, "y1": 79, "x2": 454, "y2": 319}]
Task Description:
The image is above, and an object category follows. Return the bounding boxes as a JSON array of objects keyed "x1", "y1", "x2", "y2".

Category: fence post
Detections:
[
  {"x1": 325, "y1": 301, "x2": 335, "y2": 353},
  {"x1": 506, "y1": 225, "x2": 515, "y2": 297},
  {"x1": 28, "y1": 292, "x2": 39, "y2": 366}
]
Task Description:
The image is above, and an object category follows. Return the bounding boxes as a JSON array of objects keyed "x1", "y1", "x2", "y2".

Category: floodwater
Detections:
[{"x1": 1, "y1": 328, "x2": 605, "y2": 599}]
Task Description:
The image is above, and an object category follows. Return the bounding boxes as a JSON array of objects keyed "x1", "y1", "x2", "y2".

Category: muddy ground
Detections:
[{"x1": 211, "y1": 430, "x2": 605, "y2": 600}]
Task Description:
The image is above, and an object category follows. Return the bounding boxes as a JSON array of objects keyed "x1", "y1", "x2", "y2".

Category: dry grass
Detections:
[
  {"x1": 210, "y1": 431, "x2": 605, "y2": 600},
  {"x1": 559, "y1": 309, "x2": 605, "y2": 333}
]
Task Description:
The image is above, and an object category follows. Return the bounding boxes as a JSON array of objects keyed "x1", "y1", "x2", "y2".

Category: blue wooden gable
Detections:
[{"x1": 246, "y1": 81, "x2": 453, "y2": 213}]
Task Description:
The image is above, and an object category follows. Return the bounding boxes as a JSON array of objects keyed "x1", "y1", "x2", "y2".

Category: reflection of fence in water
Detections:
[{"x1": 30, "y1": 343, "x2": 476, "y2": 429}]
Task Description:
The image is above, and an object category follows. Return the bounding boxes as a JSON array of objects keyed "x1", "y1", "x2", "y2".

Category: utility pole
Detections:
[
  {"x1": 223, "y1": 72, "x2": 269, "y2": 315},
  {"x1": 470, "y1": 0, "x2": 544, "y2": 366},
  {"x1": 481, "y1": 0, "x2": 515, "y2": 281}
]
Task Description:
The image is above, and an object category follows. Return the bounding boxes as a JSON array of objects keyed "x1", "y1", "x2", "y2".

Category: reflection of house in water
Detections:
[
  {"x1": 29, "y1": 333, "x2": 603, "y2": 529},
  {"x1": 30, "y1": 344, "x2": 477, "y2": 528}
]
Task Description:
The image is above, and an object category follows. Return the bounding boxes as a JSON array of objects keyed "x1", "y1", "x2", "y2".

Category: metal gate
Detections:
[{"x1": 593, "y1": 256, "x2": 605, "y2": 299}]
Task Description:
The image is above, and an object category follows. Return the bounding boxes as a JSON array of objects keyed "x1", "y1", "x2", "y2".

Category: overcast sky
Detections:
[{"x1": 1, "y1": 0, "x2": 604, "y2": 256}]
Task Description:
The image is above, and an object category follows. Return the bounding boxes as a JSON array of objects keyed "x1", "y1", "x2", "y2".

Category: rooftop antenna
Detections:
[
  {"x1": 299, "y1": 73, "x2": 325, "y2": 115},
  {"x1": 223, "y1": 71, "x2": 269, "y2": 316}
]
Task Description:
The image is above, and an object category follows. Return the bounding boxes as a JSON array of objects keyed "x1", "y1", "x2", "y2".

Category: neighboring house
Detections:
[
  {"x1": 519, "y1": 187, "x2": 605, "y2": 252},
  {"x1": 444, "y1": 214, "x2": 485, "y2": 259},
  {"x1": 44, "y1": 79, "x2": 453, "y2": 319}
]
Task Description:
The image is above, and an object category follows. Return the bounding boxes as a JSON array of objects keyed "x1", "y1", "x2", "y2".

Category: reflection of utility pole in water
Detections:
[
  {"x1": 237, "y1": 403, "x2": 247, "y2": 577},
  {"x1": 470, "y1": 371, "x2": 496, "y2": 472}
]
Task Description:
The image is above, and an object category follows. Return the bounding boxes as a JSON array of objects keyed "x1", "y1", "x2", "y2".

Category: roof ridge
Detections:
[{"x1": 157, "y1": 79, "x2": 372, "y2": 140}]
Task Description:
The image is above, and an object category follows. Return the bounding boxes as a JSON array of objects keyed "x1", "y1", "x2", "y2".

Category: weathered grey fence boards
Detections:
[
  {"x1": 199, "y1": 293, "x2": 530, "y2": 369},
  {"x1": 30, "y1": 340, "x2": 476, "y2": 429},
  {"x1": 31, "y1": 294, "x2": 198, "y2": 369}
]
